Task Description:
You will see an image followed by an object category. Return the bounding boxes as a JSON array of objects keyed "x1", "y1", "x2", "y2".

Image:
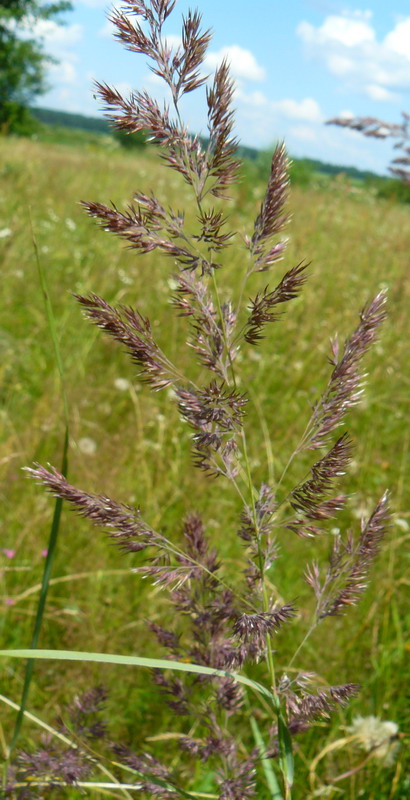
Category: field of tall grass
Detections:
[{"x1": 1, "y1": 133, "x2": 409, "y2": 798}]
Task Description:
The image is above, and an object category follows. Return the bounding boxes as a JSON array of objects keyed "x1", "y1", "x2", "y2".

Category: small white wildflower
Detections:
[
  {"x1": 351, "y1": 504, "x2": 371, "y2": 520},
  {"x1": 65, "y1": 218, "x2": 76, "y2": 231},
  {"x1": 78, "y1": 437, "x2": 97, "y2": 456},
  {"x1": 395, "y1": 517, "x2": 409, "y2": 532},
  {"x1": 0, "y1": 228, "x2": 12, "y2": 239},
  {"x1": 118, "y1": 268, "x2": 133, "y2": 285},
  {"x1": 98, "y1": 402, "x2": 112, "y2": 416},
  {"x1": 167, "y1": 277, "x2": 178, "y2": 291},
  {"x1": 348, "y1": 715, "x2": 399, "y2": 765},
  {"x1": 114, "y1": 378, "x2": 130, "y2": 391}
]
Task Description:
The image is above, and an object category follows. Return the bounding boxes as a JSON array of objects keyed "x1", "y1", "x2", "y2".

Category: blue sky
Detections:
[{"x1": 34, "y1": 0, "x2": 410, "y2": 173}]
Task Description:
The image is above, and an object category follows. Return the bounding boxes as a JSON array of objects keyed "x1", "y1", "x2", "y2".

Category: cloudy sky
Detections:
[{"x1": 34, "y1": 0, "x2": 410, "y2": 173}]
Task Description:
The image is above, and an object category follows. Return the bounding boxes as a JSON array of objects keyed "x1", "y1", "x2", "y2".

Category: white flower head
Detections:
[
  {"x1": 348, "y1": 715, "x2": 399, "y2": 765},
  {"x1": 114, "y1": 378, "x2": 131, "y2": 391},
  {"x1": 78, "y1": 437, "x2": 97, "y2": 456}
]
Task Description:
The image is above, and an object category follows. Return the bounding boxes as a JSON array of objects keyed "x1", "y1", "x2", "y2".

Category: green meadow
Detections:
[{"x1": 0, "y1": 133, "x2": 409, "y2": 798}]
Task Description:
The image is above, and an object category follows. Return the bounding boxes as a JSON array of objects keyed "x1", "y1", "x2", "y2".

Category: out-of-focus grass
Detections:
[{"x1": 1, "y1": 135, "x2": 409, "y2": 798}]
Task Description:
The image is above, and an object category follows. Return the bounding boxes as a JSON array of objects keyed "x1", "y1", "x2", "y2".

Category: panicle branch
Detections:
[
  {"x1": 306, "y1": 491, "x2": 390, "y2": 618},
  {"x1": 81, "y1": 199, "x2": 200, "y2": 269},
  {"x1": 283, "y1": 681, "x2": 360, "y2": 725},
  {"x1": 327, "y1": 112, "x2": 410, "y2": 184},
  {"x1": 206, "y1": 59, "x2": 241, "y2": 198},
  {"x1": 75, "y1": 293, "x2": 181, "y2": 390},
  {"x1": 306, "y1": 290, "x2": 387, "y2": 449},
  {"x1": 286, "y1": 434, "x2": 352, "y2": 537},
  {"x1": 238, "y1": 484, "x2": 276, "y2": 542},
  {"x1": 177, "y1": 381, "x2": 247, "y2": 476},
  {"x1": 244, "y1": 262, "x2": 308, "y2": 345},
  {"x1": 25, "y1": 464, "x2": 159, "y2": 553},
  {"x1": 173, "y1": 271, "x2": 238, "y2": 378},
  {"x1": 233, "y1": 604, "x2": 296, "y2": 652},
  {"x1": 247, "y1": 142, "x2": 290, "y2": 271}
]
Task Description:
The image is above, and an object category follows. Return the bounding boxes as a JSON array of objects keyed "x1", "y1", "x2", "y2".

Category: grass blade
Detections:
[
  {"x1": 278, "y1": 712, "x2": 294, "y2": 791},
  {"x1": 250, "y1": 715, "x2": 283, "y2": 799},
  {"x1": 0, "y1": 649, "x2": 274, "y2": 702},
  {"x1": 8, "y1": 216, "x2": 70, "y2": 756}
]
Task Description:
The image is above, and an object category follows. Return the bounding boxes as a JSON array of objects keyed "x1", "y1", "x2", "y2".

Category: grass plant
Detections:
[{"x1": 0, "y1": 3, "x2": 409, "y2": 796}]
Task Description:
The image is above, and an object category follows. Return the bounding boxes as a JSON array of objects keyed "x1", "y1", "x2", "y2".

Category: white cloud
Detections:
[
  {"x1": 205, "y1": 45, "x2": 266, "y2": 82},
  {"x1": 272, "y1": 97, "x2": 323, "y2": 122},
  {"x1": 365, "y1": 84, "x2": 398, "y2": 102},
  {"x1": 327, "y1": 54, "x2": 354, "y2": 76},
  {"x1": 298, "y1": 14, "x2": 374, "y2": 48},
  {"x1": 11, "y1": 17, "x2": 83, "y2": 84},
  {"x1": 33, "y1": 20, "x2": 83, "y2": 48},
  {"x1": 77, "y1": 0, "x2": 110, "y2": 7},
  {"x1": 289, "y1": 124, "x2": 318, "y2": 143},
  {"x1": 297, "y1": 12, "x2": 410, "y2": 98},
  {"x1": 163, "y1": 33, "x2": 183, "y2": 50},
  {"x1": 337, "y1": 109, "x2": 355, "y2": 120},
  {"x1": 237, "y1": 88, "x2": 323, "y2": 124},
  {"x1": 50, "y1": 60, "x2": 77, "y2": 84},
  {"x1": 99, "y1": 19, "x2": 114, "y2": 37},
  {"x1": 384, "y1": 18, "x2": 410, "y2": 58}
]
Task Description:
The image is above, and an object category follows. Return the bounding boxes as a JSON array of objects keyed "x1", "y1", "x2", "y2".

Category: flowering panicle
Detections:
[{"x1": 19, "y1": 0, "x2": 391, "y2": 795}]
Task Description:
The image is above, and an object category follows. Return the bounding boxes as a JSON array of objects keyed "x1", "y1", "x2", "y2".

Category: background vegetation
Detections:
[{"x1": 0, "y1": 125, "x2": 409, "y2": 797}]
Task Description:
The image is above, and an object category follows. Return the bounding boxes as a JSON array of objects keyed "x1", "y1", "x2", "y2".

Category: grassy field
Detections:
[{"x1": 0, "y1": 134, "x2": 409, "y2": 799}]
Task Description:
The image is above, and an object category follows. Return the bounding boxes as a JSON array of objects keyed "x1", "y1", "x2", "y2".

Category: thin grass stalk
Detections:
[
  {"x1": 6, "y1": 218, "x2": 70, "y2": 760},
  {"x1": 249, "y1": 714, "x2": 283, "y2": 799},
  {"x1": 210, "y1": 267, "x2": 292, "y2": 795}
]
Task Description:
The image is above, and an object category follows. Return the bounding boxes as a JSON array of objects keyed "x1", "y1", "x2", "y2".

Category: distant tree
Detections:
[
  {"x1": 0, "y1": 0, "x2": 72, "y2": 134},
  {"x1": 114, "y1": 128, "x2": 147, "y2": 150},
  {"x1": 327, "y1": 112, "x2": 410, "y2": 185}
]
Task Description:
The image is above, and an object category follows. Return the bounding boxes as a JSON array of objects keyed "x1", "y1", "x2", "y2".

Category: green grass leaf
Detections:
[
  {"x1": 278, "y1": 712, "x2": 294, "y2": 789},
  {"x1": 0, "y1": 649, "x2": 274, "y2": 701},
  {"x1": 250, "y1": 715, "x2": 283, "y2": 799}
]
